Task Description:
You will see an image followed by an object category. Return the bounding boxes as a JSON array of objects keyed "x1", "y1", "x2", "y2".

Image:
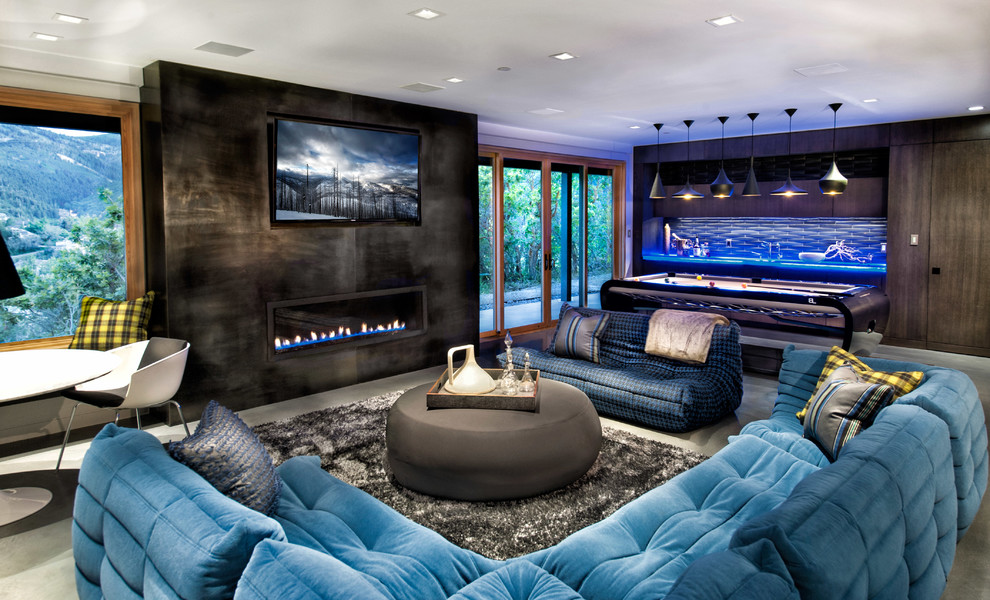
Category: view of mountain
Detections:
[{"x1": 0, "y1": 124, "x2": 123, "y2": 223}]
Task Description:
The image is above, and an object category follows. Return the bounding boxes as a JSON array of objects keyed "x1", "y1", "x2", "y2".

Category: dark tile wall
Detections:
[{"x1": 141, "y1": 62, "x2": 479, "y2": 418}]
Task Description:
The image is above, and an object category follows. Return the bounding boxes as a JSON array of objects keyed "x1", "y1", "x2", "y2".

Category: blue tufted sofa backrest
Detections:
[
  {"x1": 730, "y1": 404, "x2": 957, "y2": 600},
  {"x1": 73, "y1": 425, "x2": 286, "y2": 600},
  {"x1": 776, "y1": 345, "x2": 988, "y2": 537}
]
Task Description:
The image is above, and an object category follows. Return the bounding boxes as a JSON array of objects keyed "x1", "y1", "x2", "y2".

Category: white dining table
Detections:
[{"x1": 0, "y1": 348, "x2": 121, "y2": 527}]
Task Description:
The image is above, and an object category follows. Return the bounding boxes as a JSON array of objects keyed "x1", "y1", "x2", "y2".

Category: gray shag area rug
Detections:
[{"x1": 253, "y1": 391, "x2": 707, "y2": 560}]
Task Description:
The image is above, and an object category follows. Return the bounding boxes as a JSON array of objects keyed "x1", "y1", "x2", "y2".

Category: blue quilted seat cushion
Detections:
[
  {"x1": 731, "y1": 404, "x2": 957, "y2": 600},
  {"x1": 273, "y1": 455, "x2": 500, "y2": 600},
  {"x1": 73, "y1": 424, "x2": 286, "y2": 600},
  {"x1": 236, "y1": 541, "x2": 581, "y2": 600},
  {"x1": 666, "y1": 539, "x2": 799, "y2": 600},
  {"x1": 520, "y1": 434, "x2": 820, "y2": 600},
  {"x1": 746, "y1": 345, "x2": 988, "y2": 537}
]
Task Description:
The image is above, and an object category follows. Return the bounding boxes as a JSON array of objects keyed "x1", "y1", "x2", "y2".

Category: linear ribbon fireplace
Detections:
[{"x1": 267, "y1": 286, "x2": 427, "y2": 360}]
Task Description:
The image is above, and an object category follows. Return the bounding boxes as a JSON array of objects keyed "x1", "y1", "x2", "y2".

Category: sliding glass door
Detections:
[{"x1": 480, "y1": 149, "x2": 623, "y2": 336}]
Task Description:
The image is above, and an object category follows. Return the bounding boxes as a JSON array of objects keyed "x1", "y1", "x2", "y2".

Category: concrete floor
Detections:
[{"x1": 1, "y1": 344, "x2": 987, "y2": 599}]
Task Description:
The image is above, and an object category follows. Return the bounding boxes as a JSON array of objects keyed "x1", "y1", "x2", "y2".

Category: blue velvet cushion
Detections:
[
  {"x1": 552, "y1": 304, "x2": 609, "y2": 362},
  {"x1": 73, "y1": 424, "x2": 286, "y2": 600},
  {"x1": 803, "y1": 378, "x2": 895, "y2": 461},
  {"x1": 666, "y1": 539, "x2": 799, "y2": 600},
  {"x1": 169, "y1": 400, "x2": 282, "y2": 516}
]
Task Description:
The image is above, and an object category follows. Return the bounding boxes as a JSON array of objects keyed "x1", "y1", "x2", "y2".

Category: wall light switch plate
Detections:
[{"x1": 910, "y1": 234, "x2": 919, "y2": 246}]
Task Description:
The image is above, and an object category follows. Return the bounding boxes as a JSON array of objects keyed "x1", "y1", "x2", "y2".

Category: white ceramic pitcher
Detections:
[{"x1": 445, "y1": 345, "x2": 496, "y2": 394}]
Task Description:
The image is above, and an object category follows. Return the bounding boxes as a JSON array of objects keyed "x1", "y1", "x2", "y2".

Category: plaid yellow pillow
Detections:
[
  {"x1": 796, "y1": 346, "x2": 924, "y2": 421},
  {"x1": 69, "y1": 291, "x2": 155, "y2": 351}
]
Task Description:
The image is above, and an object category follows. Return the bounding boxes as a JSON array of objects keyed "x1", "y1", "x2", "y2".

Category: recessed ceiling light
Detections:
[
  {"x1": 53, "y1": 13, "x2": 87, "y2": 24},
  {"x1": 527, "y1": 108, "x2": 564, "y2": 116},
  {"x1": 629, "y1": 125, "x2": 641, "y2": 129},
  {"x1": 30, "y1": 32, "x2": 61, "y2": 42},
  {"x1": 549, "y1": 52, "x2": 577, "y2": 61},
  {"x1": 968, "y1": 105, "x2": 985, "y2": 111},
  {"x1": 794, "y1": 63, "x2": 848, "y2": 77},
  {"x1": 497, "y1": 66, "x2": 512, "y2": 72},
  {"x1": 706, "y1": 14, "x2": 741, "y2": 27},
  {"x1": 444, "y1": 77, "x2": 464, "y2": 84},
  {"x1": 409, "y1": 8, "x2": 444, "y2": 20},
  {"x1": 401, "y1": 82, "x2": 445, "y2": 93},
  {"x1": 863, "y1": 98, "x2": 879, "y2": 103},
  {"x1": 196, "y1": 41, "x2": 254, "y2": 57}
]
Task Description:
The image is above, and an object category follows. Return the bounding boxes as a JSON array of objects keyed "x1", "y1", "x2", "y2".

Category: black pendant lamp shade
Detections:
[
  {"x1": 673, "y1": 120, "x2": 703, "y2": 199},
  {"x1": 741, "y1": 113, "x2": 761, "y2": 197},
  {"x1": 710, "y1": 116, "x2": 734, "y2": 198},
  {"x1": 819, "y1": 102, "x2": 848, "y2": 195},
  {"x1": 771, "y1": 108, "x2": 808, "y2": 197},
  {"x1": 649, "y1": 123, "x2": 666, "y2": 199},
  {"x1": 1, "y1": 233, "x2": 25, "y2": 300}
]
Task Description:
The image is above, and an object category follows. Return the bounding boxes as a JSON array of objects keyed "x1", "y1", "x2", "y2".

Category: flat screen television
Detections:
[{"x1": 270, "y1": 115, "x2": 421, "y2": 225}]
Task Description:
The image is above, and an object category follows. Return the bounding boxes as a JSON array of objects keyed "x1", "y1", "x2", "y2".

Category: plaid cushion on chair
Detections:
[{"x1": 69, "y1": 291, "x2": 155, "y2": 351}]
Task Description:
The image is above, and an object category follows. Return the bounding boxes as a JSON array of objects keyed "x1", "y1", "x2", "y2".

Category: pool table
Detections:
[{"x1": 601, "y1": 273, "x2": 889, "y2": 354}]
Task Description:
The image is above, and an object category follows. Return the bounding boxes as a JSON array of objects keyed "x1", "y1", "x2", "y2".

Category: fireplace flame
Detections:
[{"x1": 274, "y1": 319, "x2": 407, "y2": 352}]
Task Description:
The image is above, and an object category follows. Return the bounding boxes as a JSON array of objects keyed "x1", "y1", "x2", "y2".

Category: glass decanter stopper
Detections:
[
  {"x1": 518, "y1": 351, "x2": 535, "y2": 393},
  {"x1": 499, "y1": 332, "x2": 519, "y2": 394}
]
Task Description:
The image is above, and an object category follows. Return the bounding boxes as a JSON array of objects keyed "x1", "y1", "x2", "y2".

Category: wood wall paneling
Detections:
[
  {"x1": 885, "y1": 144, "x2": 932, "y2": 342},
  {"x1": 926, "y1": 139, "x2": 990, "y2": 349}
]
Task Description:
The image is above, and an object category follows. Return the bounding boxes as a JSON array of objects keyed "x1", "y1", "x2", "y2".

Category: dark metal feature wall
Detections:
[{"x1": 140, "y1": 62, "x2": 479, "y2": 418}]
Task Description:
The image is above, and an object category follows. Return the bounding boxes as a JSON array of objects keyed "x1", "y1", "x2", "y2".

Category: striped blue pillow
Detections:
[
  {"x1": 803, "y1": 380, "x2": 895, "y2": 461},
  {"x1": 553, "y1": 308, "x2": 609, "y2": 363}
]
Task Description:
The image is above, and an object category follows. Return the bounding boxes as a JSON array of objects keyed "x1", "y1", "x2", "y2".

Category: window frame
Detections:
[
  {"x1": 479, "y1": 145, "x2": 625, "y2": 338},
  {"x1": 0, "y1": 86, "x2": 145, "y2": 350}
]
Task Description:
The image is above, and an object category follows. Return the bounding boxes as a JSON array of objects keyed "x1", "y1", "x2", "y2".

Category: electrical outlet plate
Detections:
[{"x1": 910, "y1": 234, "x2": 919, "y2": 246}]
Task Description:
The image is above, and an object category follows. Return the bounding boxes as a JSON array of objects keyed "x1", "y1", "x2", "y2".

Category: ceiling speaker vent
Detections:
[
  {"x1": 794, "y1": 63, "x2": 848, "y2": 77},
  {"x1": 401, "y1": 82, "x2": 445, "y2": 93},
  {"x1": 195, "y1": 42, "x2": 254, "y2": 57}
]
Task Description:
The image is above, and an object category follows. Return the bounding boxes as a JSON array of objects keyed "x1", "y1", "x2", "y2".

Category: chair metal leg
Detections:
[
  {"x1": 135, "y1": 409, "x2": 142, "y2": 430},
  {"x1": 113, "y1": 411, "x2": 120, "y2": 425},
  {"x1": 168, "y1": 400, "x2": 191, "y2": 437},
  {"x1": 56, "y1": 403, "x2": 81, "y2": 472}
]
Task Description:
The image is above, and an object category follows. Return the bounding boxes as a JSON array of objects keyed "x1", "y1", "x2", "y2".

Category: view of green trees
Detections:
[
  {"x1": 0, "y1": 124, "x2": 126, "y2": 343},
  {"x1": 478, "y1": 162, "x2": 613, "y2": 325}
]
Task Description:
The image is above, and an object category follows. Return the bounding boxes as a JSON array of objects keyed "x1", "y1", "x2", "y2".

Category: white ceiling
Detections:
[{"x1": 2, "y1": 0, "x2": 988, "y2": 146}]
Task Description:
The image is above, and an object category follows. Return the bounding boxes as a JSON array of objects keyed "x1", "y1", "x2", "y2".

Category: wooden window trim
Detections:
[{"x1": 0, "y1": 86, "x2": 145, "y2": 351}]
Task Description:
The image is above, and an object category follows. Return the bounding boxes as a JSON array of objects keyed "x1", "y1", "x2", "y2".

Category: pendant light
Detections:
[
  {"x1": 710, "y1": 116, "x2": 734, "y2": 198},
  {"x1": 771, "y1": 108, "x2": 807, "y2": 196},
  {"x1": 672, "y1": 120, "x2": 703, "y2": 199},
  {"x1": 819, "y1": 103, "x2": 848, "y2": 195},
  {"x1": 649, "y1": 123, "x2": 666, "y2": 199},
  {"x1": 741, "y1": 113, "x2": 761, "y2": 196}
]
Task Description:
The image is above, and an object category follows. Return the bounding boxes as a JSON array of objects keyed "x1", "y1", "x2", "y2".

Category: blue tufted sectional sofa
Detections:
[
  {"x1": 498, "y1": 305, "x2": 744, "y2": 432},
  {"x1": 72, "y1": 346, "x2": 987, "y2": 600}
]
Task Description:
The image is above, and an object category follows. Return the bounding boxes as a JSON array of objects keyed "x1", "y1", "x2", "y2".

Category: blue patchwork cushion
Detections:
[
  {"x1": 169, "y1": 400, "x2": 282, "y2": 516},
  {"x1": 552, "y1": 304, "x2": 609, "y2": 363}
]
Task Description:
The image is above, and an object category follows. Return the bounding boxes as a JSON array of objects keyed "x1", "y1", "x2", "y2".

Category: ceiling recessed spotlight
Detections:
[
  {"x1": 497, "y1": 66, "x2": 512, "y2": 72},
  {"x1": 706, "y1": 14, "x2": 741, "y2": 27},
  {"x1": 968, "y1": 105, "x2": 985, "y2": 111},
  {"x1": 863, "y1": 98, "x2": 879, "y2": 103},
  {"x1": 409, "y1": 8, "x2": 444, "y2": 20},
  {"x1": 527, "y1": 108, "x2": 564, "y2": 116},
  {"x1": 30, "y1": 32, "x2": 61, "y2": 42},
  {"x1": 53, "y1": 13, "x2": 87, "y2": 24},
  {"x1": 629, "y1": 125, "x2": 641, "y2": 129},
  {"x1": 444, "y1": 77, "x2": 464, "y2": 84},
  {"x1": 549, "y1": 52, "x2": 577, "y2": 61}
]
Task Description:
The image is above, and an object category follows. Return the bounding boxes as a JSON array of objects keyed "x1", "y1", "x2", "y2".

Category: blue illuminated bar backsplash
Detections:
[{"x1": 643, "y1": 217, "x2": 887, "y2": 276}]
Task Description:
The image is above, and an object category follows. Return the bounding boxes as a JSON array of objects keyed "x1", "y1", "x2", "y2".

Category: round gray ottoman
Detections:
[{"x1": 386, "y1": 379, "x2": 602, "y2": 501}]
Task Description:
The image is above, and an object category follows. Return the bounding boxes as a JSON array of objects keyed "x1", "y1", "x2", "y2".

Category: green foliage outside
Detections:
[
  {"x1": 479, "y1": 164, "x2": 613, "y2": 307},
  {"x1": 1, "y1": 188, "x2": 126, "y2": 343}
]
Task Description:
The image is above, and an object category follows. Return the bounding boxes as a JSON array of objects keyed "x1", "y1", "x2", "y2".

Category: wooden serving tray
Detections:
[{"x1": 426, "y1": 368, "x2": 539, "y2": 410}]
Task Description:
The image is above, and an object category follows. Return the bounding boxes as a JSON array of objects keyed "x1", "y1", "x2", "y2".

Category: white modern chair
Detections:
[{"x1": 56, "y1": 337, "x2": 191, "y2": 470}]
